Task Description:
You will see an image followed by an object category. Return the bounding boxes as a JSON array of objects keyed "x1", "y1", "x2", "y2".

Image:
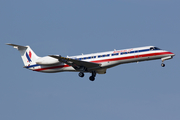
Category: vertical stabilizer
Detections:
[{"x1": 6, "y1": 43, "x2": 40, "y2": 66}]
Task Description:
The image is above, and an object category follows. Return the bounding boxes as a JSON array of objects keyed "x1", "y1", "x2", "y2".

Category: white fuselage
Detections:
[{"x1": 26, "y1": 46, "x2": 174, "y2": 74}]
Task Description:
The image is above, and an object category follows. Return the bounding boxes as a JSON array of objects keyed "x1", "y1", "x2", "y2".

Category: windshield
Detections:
[
  {"x1": 154, "y1": 47, "x2": 161, "y2": 50},
  {"x1": 150, "y1": 47, "x2": 161, "y2": 50}
]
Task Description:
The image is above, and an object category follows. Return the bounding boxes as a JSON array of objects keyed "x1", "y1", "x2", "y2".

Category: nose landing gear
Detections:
[
  {"x1": 161, "y1": 56, "x2": 174, "y2": 67},
  {"x1": 161, "y1": 63, "x2": 165, "y2": 67}
]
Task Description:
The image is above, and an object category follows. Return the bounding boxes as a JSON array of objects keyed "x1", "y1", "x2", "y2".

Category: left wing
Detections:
[{"x1": 49, "y1": 55, "x2": 101, "y2": 70}]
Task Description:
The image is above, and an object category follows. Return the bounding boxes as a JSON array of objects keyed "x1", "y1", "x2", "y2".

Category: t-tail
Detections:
[{"x1": 6, "y1": 43, "x2": 40, "y2": 66}]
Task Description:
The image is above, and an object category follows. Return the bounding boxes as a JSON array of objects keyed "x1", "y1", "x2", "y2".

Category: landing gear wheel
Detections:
[
  {"x1": 78, "y1": 72, "x2": 84, "y2": 77},
  {"x1": 89, "y1": 76, "x2": 95, "y2": 81},
  {"x1": 161, "y1": 63, "x2": 165, "y2": 67}
]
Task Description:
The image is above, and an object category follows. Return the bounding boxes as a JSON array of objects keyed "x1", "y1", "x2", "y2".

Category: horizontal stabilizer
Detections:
[
  {"x1": 6, "y1": 43, "x2": 39, "y2": 66},
  {"x1": 6, "y1": 43, "x2": 27, "y2": 49}
]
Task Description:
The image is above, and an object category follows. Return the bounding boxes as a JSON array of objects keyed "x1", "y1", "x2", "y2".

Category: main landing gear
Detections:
[
  {"x1": 78, "y1": 71, "x2": 96, "y2": 81},
  {"x1": 78, "y1": 72, "x2": 84, "y2": 77},
  {"x1": 89, "y1": 71, "x2": 96, "y2": 81}
]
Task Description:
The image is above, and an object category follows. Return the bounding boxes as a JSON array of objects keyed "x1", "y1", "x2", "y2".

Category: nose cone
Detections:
[
  {"x1": 171, "y1": 52, "x2": 175, "y2": 56},
  {"x1": 170, "y1": 52, "x2": 175, "y2": 56}
]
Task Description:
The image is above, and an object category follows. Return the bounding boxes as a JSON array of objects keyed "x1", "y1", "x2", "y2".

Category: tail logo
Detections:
[{"x1": 26, "y1": 51, "x2": 32, "y2": 62}]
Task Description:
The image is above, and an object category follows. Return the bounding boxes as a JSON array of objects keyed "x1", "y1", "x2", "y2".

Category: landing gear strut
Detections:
[{"x1": 89, "y1": 71, "x2": 96, "y2": 81}]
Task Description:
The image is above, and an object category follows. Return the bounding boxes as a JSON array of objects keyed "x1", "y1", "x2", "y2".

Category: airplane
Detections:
[{"x1": 7, "y1": 43, "x2": 175, "y2": 81}]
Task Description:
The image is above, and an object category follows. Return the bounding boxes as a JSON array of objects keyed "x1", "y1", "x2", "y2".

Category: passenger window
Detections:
[
  {"x1": 134, "y1": 50, "x2": 139, "y2": 53},
  {"x1": 112, "y1": 53, "x2": 119, "y2": 56},
  {"x1": 91, "y1": 56, "x2": 96, "y2": 59},
  {"x1": 121, "y1": 52, "x2": 127, "y2": 55}
]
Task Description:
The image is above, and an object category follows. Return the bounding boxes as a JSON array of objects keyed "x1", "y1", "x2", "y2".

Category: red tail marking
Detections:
[{"x1": 27, "y1": 51, "x2": 32, "y2": 62}]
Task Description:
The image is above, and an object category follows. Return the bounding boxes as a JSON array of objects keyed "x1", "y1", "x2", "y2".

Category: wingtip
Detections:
[{"x1": 6, "y1": 43, "x2": 12, "y2": 45}]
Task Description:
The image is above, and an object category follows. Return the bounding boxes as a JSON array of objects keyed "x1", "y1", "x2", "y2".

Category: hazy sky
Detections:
[{"x1": 1, "y1": 1, "x2": 180, "y2": 120}]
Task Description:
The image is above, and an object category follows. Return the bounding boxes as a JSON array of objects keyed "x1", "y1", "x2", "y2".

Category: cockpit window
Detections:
[
  {"x1": 150, "y1": 47, "x2": 161, "y2": 50},
  {"x1": 150, "y1": 47, "x2": 154, "y2": 50},
  {"x1": 154, "y1": 47, "x2": 161, "y2": 50}
]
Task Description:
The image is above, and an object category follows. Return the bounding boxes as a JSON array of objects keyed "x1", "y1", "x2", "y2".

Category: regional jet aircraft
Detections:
[{"x1": 7, "y1": 43, "x2": 175, "y2": 81}]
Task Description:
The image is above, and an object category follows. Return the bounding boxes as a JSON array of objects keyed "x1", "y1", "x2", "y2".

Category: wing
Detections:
[{"x1": 49, "y1": 55, "x2": 101, "y2": 70}]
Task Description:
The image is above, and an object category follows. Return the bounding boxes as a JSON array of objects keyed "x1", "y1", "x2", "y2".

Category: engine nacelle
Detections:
[{"x1": 36, "y1": 56, "x2": 60, "y2": 65}]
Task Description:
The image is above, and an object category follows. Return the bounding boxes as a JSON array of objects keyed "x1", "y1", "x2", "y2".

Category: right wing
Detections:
[{"x1": 49, "y1": 55, "x2": 101, "y2": 70}]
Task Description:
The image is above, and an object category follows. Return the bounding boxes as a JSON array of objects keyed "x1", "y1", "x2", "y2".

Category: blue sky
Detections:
[{"x1": 1, "y1": 1, "x2": 180, "y2": 120}]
